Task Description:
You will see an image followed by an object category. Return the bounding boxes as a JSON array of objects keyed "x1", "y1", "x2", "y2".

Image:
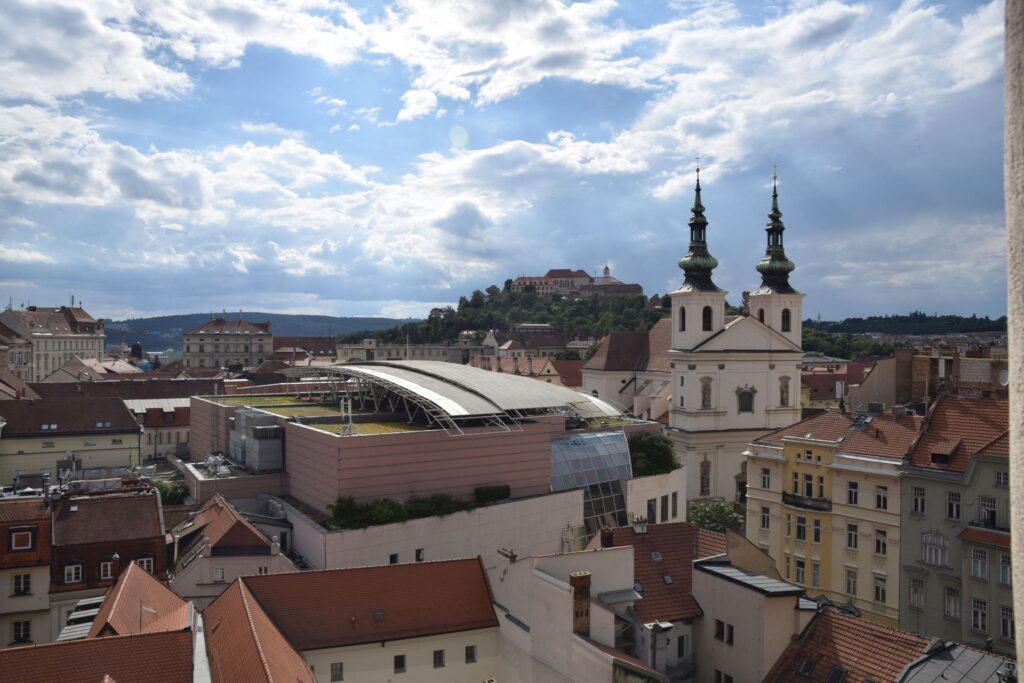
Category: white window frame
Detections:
[
  {"x1": 945, "y1": 587, "x2": 961, "y2": 619},
  {"x1": 10, "y1": 530, "x2": 33, "y2": 550},
  {"x1": 875, "y1": 529, "x2": 887, "y2": 556},
  {"x1": 947, "y1": 491, "x2": 961, "y2": 520},
  {"x1": 847, "y1": 481, "x2": 859, "y2": 506},
  {"x1": 846, "y1": 569, "x2": 857, "y2": 596},
  {"x1": 874, "y1": 576, "x2": 887, "y2": 603},
  {"x1": 875, "y1": 486, "x2": 888, "y2": 510},
  {"x1": 760, "y1": 507, "x2": 770, "y2": 530},
  {"x1": 100, "y1": 561, "x2": 113, "y2": 580},
  {"x1": 972, "y1": 599, "x2": 988, "y2": 632},
  {"x1": 1000, "y1": 553, "x2": 1012, "y2": 586},
  {"x1": 847, "y1": 524, "x2": 858, "y2": 549},
  {"x1": 65, "y1": 563, "x2": 83, "y2": 584},
  {"x1": 923, "y1": 533, "x2": 948, "y2": 566},
  {"x1": 910, "y1": 578, "x2": 925, "y2": 609},
  {"x1": 912, "y1": 487, "x2": 925, "y2": 514},
  {"x1": 330, "y1": 662, "x2": 344, "y2": 682},
  {"x1": 137, "y1": 557, "x2": 154, "y2": 573},
  {"x1": 1001, "y1": 606, "x2": 1014, "y2": 640},
  {"x1": 972, "y1": 548, "x2": 988, "y2": 580},
  {"x1": 761, "y1": 468, "x2": 771, "y2": 489},
  {"x1": 13, "y1": 573, "x2": 30, "y2": 595}
]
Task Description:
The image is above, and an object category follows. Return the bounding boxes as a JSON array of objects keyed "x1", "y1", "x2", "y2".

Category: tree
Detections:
[
  {"x1": 554, "y1": 349, "x2": 581, "y2": 360},
  {"x1": 687, "y1": 500, "x2": 743, "y2": 533},
  {"x1": 153, "y1": 479, "x2": 186, "y2": 506},
  {"x1": 628, "y1": 432, "x2": 679, "y2": 477}
]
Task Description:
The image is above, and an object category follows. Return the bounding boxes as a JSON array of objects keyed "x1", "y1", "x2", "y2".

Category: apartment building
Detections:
[
  {"x1": 899, "y1": 397, "x2": 1013, "y2": 655},
  {"x1": 182, "y1": 317, "x2": 272, "y2": 370},
  {"x1": 745, "y1": 409, "x2": 922, "y2": 626},
  {"x1": 0, "y1": 499, "x2": 52, "y2": 647},
  {"x1": 0, "y1": 305, "x2": 105, "y2": 382}
]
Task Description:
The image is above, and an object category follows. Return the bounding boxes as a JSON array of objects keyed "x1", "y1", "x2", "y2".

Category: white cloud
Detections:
[
  {"x1": 396, "y1": 88, "x2": 438, "y2": 121},
  {"x1": 0, "y1": 245, "x2": 56, "y2": 264},
  {"x1": 241, "y1": 121, "x2": 303, "y2": 138}
]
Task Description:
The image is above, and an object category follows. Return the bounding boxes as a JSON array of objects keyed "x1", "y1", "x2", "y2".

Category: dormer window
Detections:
[
  {"x1": 64, "y1": 563, "x2": 83, "y2": 584},
  {"x1": 9, "y1": 528, "x2": 34, "y2": 551}
]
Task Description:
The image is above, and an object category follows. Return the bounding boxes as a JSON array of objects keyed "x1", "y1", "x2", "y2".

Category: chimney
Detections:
[
  {"x1": 891, "y1": 405, "x2": 906, "y2": 418},
  {"x1": 271, "y1": 535, "x2": 280, "y2": 555},
  {"x1": 513, "y1": 356, "x2": 520, "y2": 374},
  {"x1": 599, "y1": 526, "x2": 614, "y2": 549},
  {"x1": 111, "y1": 553, "x2": 121, "y2": 579},
  {"x1": 569, "y1": 571, "x2": 591, "y2": 638},
  {"x1": 527, "y1": 356, "x2": 534, "y2": 376},
  {"x1": 632, "y1": 515, "x2": 648, "y2": 535}
]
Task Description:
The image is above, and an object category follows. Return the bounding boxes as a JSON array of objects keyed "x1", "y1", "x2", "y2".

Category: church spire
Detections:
[
  {"x1": 755, "y1": 167, "x2": 796, "y2": 294},
  {"x1": 678, "y1": 164, "x2": 722, "y2": 292}
]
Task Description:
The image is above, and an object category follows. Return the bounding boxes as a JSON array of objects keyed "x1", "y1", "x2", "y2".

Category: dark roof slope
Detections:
[
  {"x1": 31, "y1": 378, "x2": 222, "y2": 400},
  {"x1": 273, "y1": 336, "x2": 336, "y2": 356},
  {"x1": 551, "y1": 359, "x2": 585, "y2": 387},
  {"x1": 53, "y1": 493, "x2": 162, "y2": 546},
  {"x1": 0, "y1": 397, "x2": 140, "y2": 436},
  {"x1": 583, "y1": 331, "x2": 648, "y2": 372},
  {"x1": 908, "y1": 396, "x2": 1008, "y2": 473},
  {"x1": 185, "y1": 318, "x2": 271, "y2": 335}
]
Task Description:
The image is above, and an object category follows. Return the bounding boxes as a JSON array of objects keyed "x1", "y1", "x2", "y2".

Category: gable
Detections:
[{"x1": 691, "y1": 316, "x2": 801, "y2": 353}]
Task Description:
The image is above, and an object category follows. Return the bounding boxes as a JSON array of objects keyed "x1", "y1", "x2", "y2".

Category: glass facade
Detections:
[{"x1": 551, "y1": 431, "x2": 634, "y2": 535}]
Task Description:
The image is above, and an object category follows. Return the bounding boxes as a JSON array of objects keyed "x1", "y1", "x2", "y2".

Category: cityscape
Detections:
[{"x1": 0, "y1": 1, "x2": 1020, "y2": 682}]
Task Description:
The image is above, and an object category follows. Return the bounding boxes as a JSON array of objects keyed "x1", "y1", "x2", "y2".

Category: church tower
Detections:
[
  {"x1": 670, "y1": 167, "x2": 728, "y2": 352},
  {"x1": 748, "y1": 171, "x2": 803, "y2": 348}
]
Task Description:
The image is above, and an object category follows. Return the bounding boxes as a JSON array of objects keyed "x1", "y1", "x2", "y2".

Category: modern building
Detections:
[
  {"x1": 182, "y1": 317, "x2": 272, "y2": 370},
  {"x1": 745, "y1": 408, "x2": 923, "y2": 626},
  {"x1": 0, "y1": 498, "x2": 52, "y2": 647},
  {"x1": 899, "y1": 396, "x2": 1013, "y2": 655},
  {"x1": 0, "y1": 305, "x2": 106, "y2": 382}
]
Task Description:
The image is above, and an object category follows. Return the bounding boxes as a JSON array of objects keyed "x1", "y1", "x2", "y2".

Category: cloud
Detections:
[
  {"x1": 241, "y1": 121, "x2": 303, "y2": 138},
  {"x1": 396, "y1": 88, "x2": 438, "y2": 121},
  {"x1": 0, "y1": 245, "x2": 56, "y2": 264}
]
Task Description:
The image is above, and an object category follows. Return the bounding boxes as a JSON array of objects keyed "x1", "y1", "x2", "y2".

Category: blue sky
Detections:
[{"x1": 0, "y1": 0, "x2": 1006, "y2": 322}]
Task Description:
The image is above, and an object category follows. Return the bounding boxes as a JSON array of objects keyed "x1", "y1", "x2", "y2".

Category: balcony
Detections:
[
  {"x1": 783, "y1": 491, "x2": 832, "y2": 512},
  {"x1": 969, "y1": 518, "x2": 1011, "y2": 534}
]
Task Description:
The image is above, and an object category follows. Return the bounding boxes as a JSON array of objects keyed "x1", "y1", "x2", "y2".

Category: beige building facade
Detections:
[
  {"x1": 182, "y1": 317, "x2": 272, "y2": 369},
  {"x1": 0, "y1": 306, "x2": 105, "y2": 382}
]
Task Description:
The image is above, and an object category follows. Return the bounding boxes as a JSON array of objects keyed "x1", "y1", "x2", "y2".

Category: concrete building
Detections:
[
  {"x1": 745, "y1": 408, "x2": 923, "y2": 627},
  {"x1": 0, "y1": 498, "x2": 52, "y2": 647},
  {"x1": 899, "y1": 397, "x2": 1013, "y2": 655},
  {"x1": 0, "y1": 305, "x2": 106, "y2": 382},
  {"x1": 335, "y1": 338, "x2": 478, "y2": 363},
  {"x1": 182, "y1": 317, "x2": 272, "y2": 370},
  {"x1": 469, "y1": 353, "x2": 563, "y2": 383}
]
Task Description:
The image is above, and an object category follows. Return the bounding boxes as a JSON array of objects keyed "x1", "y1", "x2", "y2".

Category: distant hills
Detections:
[
  {"x1": 805, "y1": 311, "x2": 1007, "y2": 336},
  {"x1": 105, "y1": 312, "x2": 413, "y2": 352}
]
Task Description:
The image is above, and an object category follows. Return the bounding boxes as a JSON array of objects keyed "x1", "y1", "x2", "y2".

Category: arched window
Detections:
[
  {"x1": 782, "y1": 308, "x2": 791, "y2": 332},
  {"x1": 679, "y1": 306, "x2": 686, "y2": 332},
  {"x1": 702, "y1": 305, "x2": 713, "y2": 331},
  {"x1": 758, "y1": 309, "x2": 764, "y2": 323}
]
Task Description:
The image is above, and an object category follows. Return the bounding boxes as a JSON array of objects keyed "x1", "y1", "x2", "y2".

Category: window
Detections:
[
  {"x1": 781, "y1": 308, "x2": 791, "y2": 332},
  {"x1": 795, "y1": 559, "x2": 806, "y2": 584},
  {"x1": 875, "y1": 529, "x2": 887, "y2": 556},
  {"x1": 715, "y1": 619, "x2": 725, "y2": 640},
  {"x1": 826, "y1": 668, "x2": 849, "y2": 683},
  {"x1": 415, "y1": 548, "x2": 425, "y2": 562},
  {"x1": 1001, "y1": 606, "x2": 1014, "y2": 640},
  {"x1": 100, "y1": 561, "x2": 114, "y2": 580},
  {"x1": 910, "y1": 578, "x2": 924, "y2": 609},
  {"x1": 389, "y1": 553, "x2": 399, "y2": 565},
  {"x1": 679, "y1": 307, "x2": 686, "y2": 331},
  {"x1": 13, "y1": 574, "x2": 30, "y2": 595},
  {"x1": 394, "y1": 654, "x2": 406, "y2": 673},
  {"x1": 875, "y1": 486, "x2": 888, "y2": 510},
  {"x1": 138, "y1": 557, "x2": 154, "y2": 573},
  {"x1": 786, "y1": 513, "x2": 792, "y2": 537},
  {"x1": 737, "y1": 390, "x2": 754, "y2": 413},
  {"x1": 803, "y1": 473, "x2": 813, "y2": 498},
  {"x1": 996, "y1": 471, "x2": 1009, "y2": 487},
  {"x1": 726, "y1": 623, "x2": 734, "y2": 645},
  {"x1": 65, "y1": 563, "x2": 83, "y2": 584},
  {"x1": 465, "y1": 645, "x2": 477, "y2": 663},
  {"x1": 760, "y1": 506, "x2": 770, "y2": 530},
  {"x1": 213, "y1": 567, "x2": 225, "y2": 583},
  {"x1": 330, "y1": 662, "x2": 344, "y2": 682},
  {"x1": 846, "y1": 524, "x2": 858, "y2": 549},
  {"x1": 972, "y1": 599, "x2": 987, "y2": 632},
  {"x1": 798, "y1": 657, "x2": 817, "y2": 677},
  {"x1": 433, "y1": 649, "x2": 445, "y2": 668},
  {"x1": 873, "y1": 576, "x2": 887, "y2": 603},
  {"x1": 817, "y1": 476, "x2": 825, "y2": 499},
  {"x1": 12, "y1": 620, "x2": 30, "y2": 643},
  {"x1": 1000, "y1": 553, "x2": 1012, "y2": 585},
  {"x1": 922, "y1": 534, "x2": 948, "y2": 566},
  {"x1": 9, "y1": 529, "x2": 33, "y2": 551},
  {"x1": 796, "y1": 516, "x2": 806, "y2": 541},
  {"x1": 702, "y1": 305, "x2": 712, "y2": 331},
  {"x1": 647, "y1": 498, "x2": 656, "y2": 522},
  {"x1": 813, "y1": 519, "x2": 821, "y2": 544},
  {"x1": 846, "y1": 569, "x2": 857, "y2": 596},
  {"x1": 812, "y1": 563, "x2": 820, "y2": 587},
  {"x1": 980, "y1": 496, "x2": 996, "y2": 527},
  {"x1": 847, "y1": 481, "x2": 858, "y2": 506},
  {"x1": 792, "y1": 472, "x2": 799, "y2": 494},
  {"x1": 972, "y1": 548, "x2": 988, "y2": 580},
  {"x1": 677, "y1": 633, "x2": 689, "y2": 658},
  {"x1": 761, "y1": 468, "x2": 771, "y2": 489},
  {"x1": 661, "y1": 495, "x2": 669, "y2": 522},
  {"x1": 945, "y1": 587, "x2": 961, "y2": 619},
  {"x1": 671, "y1": 492, "x2": 678, "y2": 518},
  {"x1": 947, "y1": 492, "x2": 961, "y2": 520},
  {"x1": 912, "y1": 487, "x2": 925, "y2": 514}
]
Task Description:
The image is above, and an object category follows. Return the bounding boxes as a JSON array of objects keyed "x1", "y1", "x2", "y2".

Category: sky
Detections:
[{"x1": 0, "y1": 0, "x2": 1007, "y2": 322}]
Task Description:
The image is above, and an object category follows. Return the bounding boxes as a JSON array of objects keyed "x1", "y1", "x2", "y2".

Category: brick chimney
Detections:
[
  {"x1": 600, "y1": 526, "x2": 614, "y2": 548},
  {"x1": 569, "y1": 571, "x2": 591, "y2": 638}
]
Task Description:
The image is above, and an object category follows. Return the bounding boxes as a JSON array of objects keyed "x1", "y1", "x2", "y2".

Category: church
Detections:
[{"x1": 582, "y1": 168, "x2": 804, "y2": 504}]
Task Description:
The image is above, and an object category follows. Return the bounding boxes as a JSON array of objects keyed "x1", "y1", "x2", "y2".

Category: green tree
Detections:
[
  {"x1": 687, "y1": 500, "x2": 743, "y2": 533},
  {"x1": 628, "y1": 432, "x2": 679, "y2": 477},
  {"x1": 554, "y1": 349, "x2": 581, "y2": 360},
  {"x1": 153, "y1": 479, "x2": 186, "y2": 506}
]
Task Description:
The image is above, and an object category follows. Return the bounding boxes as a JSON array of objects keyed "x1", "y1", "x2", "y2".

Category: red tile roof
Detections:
[
  {"x1": 0, "y1": 498, "x2": 51, "y2": 570},
  {"x1": 551, "y1": 359, "x2": 585, "y2": 387},
  {"x1": 583, "y1": 331, "x2": 648, "y2": 372},
  {"x1": 185, "y1": 318, "x2": 271, "y2": 335},
  {"x1": 273, "y1": 336, "x2": 335, "y2": 356},
  {"x1": 580, "y1": 636, "x2": 669, "y2": 681},
  {"x1": 88, "y1": 562, "x2": 192, "y2": 638},
  {"x1": 31, "y1": 378, "x2": 222, "y2": 400},
  {"x1": 958, "y1": 526, "x2": 1010, "y2": 549},
  {"x1": 203, "y1": 580, "x2": 316, "y2": 683},
  {"x1": 0, "y1": 630, "x2": 195, "y2": 683},
  {"x1": 606, "y1": 523, "x2": 725, "y2": 622},
  {"x1": 764, "y1": 608, "x2": 932, "y2": 683},
  {"x1": 176, "y1": 494, "x2": 268, "y2": 553},
  {"x1": 53, "y1": 493, "x2": 162, "y2": 546},
  {"x1": 545, "y1": 268, "x2": 591, "y2": 279},
  {"x1": 755, "y1": 409, "x2": 922, "y2": 459},
  {"x1": 239, "y1": 558, "x2": 498, "y2": 650},
  {"x1": 0, "y1": 498, "x2": 50, "y2": 523},
  {"x1": 0, "y1": 397, "x2": 140, "y2": 436},
  {"x1": 908, "y1": 396, "x2": 1008, "y2": 473}
]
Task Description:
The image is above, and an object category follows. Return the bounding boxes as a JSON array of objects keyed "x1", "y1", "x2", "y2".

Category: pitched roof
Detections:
[
  {"x1": 545, "y1": 268, "x2": 591, "y2": 279},
  {"x1": 0, "y1": 630, "x2": 194, "y2": 683},
  {"x1": 239, "y1": 558, "x2": 498, "y2": 650},
  {"x1": 583, "y1": 331, "x2": 648, "y2": 372},
  {"x1": 176, "y1": 494, "x2": 269, "y2": 553},
  {"x1": 185, "y1": 318, "x2": 271, "y2": 335},
  {"x1": 643, "y1": 318, "x2": 672, "y2": 373},
  {"x1": 53, "y1": 493, "x2": 162, "y2": 546},
  {"x1": 202, "y1": 580, "x2": 316, "y2": 683},
  {"x1": 31, "y1": 378, "x2": 223, "y2": 400},
  {"x1": 0, "y1": 498, "x2": 51, "y2": 570},
  {"x1": 908, "y1": 396, "x2": 1008, "y2": 473},
  {"x1": 0, "y1": 307, "x2": 102, "y2": 337},
  {"x1": 764, "y1": 607, "x2": 933, "y2": 683},
  {"x1": 0, "y1": 397, "x2": 140, "y2": 436},
  {"x1": 606, "y1": 522, "x2": 726, "y2": 622},
  {"x1": 0, "y1": 368, "x2": 40, "y2": 399},
  {"x1": 272, "y1": 336, "x2": 335, "y2": 356},
  {"x1": 754, "y1": 409, "x2": 922, "y2": 459},
  {"x1": 580, "y1": 636, "x2": 669, "y2": 682},
  {"x1": 550, "y1": 359, "x2": 585, "y2": 387},
  {"x1": 88, "y1": 562, "x2": 192, "y2": 638},
  {"x1": 0, "y1": 498, "x2": 50, "y2": 523}
]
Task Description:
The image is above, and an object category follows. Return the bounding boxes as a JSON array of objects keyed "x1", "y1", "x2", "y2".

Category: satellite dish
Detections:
[{"x1": 998, "y1": 369, "x2": 1009, "y2": 387}]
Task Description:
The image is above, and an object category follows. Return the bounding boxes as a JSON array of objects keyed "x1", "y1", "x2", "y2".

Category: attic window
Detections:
[
  {"x1": 95, "y1": 420, "x2": 112, "y2": 428},
  {"x1": 798, "y1": 657, "x2": 816, "y2": 677},
  {"x1": 662, "y1": 575, "x2": 674, "y2": 585},
  {"x1": 651, "y1": 551, "x2": 663, "y2": 562},
  {"x1": 826, "y1": 668, "x2": 848, "y2": 683},
  {"x1": 40, "y1": 423, "x2": 58, "y2": 430}
]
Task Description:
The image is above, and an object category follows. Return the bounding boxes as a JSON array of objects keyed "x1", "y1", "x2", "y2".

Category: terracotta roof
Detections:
[
  {"x1": 176, "y1": 494, "x2": 268, "y2": 553},
  {"x1": 764, "y1": 607, "x2": 932, "y2": 683},
  {"x1": 755, "y1": 409, "x2": 922, "y2": 459},
  {"x1": 551, "y1": 359, "x2": 585, "y2": 387},
  {"x1": 958, "y1": 526, "x2": 1010, "y2": 550},
  {"x1": 0, "y1": 498, "x2": 50, "y2": 523},
  {"x1": 185, "y1": 318, "x2": 271, "y2": 335},
  {"x1": 203, "y1": 580, "x2": 316, "y2": 683},
  {"x1": 0, "y1": 630, "x2": 194, "y2": 683},
  {"x1": 239, "y1": 558, "x2": 498, "y2": 650},
  {"x1": 273, "y1": 336, "x2": 335, "y2": 356},
  {"x1": 0, "y1": 369, "x2": 40, "y2": 399},
  {"x1": 0, "y1": 397, "x2": 140, "y2": 436},
  {"x1": 545, "y1": 268, "x2": 591, "y2": 279},
  {"x1": 0, "y1": 498, "x2": 51, "y2": 570},
  {"x1": 31, "y1": 378, "x2": 224, "y2": 400},
  {"x1": 580, "y1": 636, "x2": 669, "y2": 681},
  {"x1": 0, "y1": 307, "x2": 102, "y2": 337},
  {"x1": 643, "y1": 318, "x2": 672, "y2": 373},
  {"x1": 908, "y1": 396, "x2": 1008, "y2": 473},
  {"x1": 606, "y1": 523, "x2": 725, "y2": 622},
  {"x1": 53, "y1": 493, "x2": 162, "y2": 546},
  {"x1": 88, "y1": 562, "x2": 192, "y2": 638},
  {"x1": 583, "y1": 331, "x2": 648, "y2": 372}
]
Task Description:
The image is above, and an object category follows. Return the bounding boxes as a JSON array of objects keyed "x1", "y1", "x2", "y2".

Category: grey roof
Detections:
[
  {"x1": 900, "y1": 644, "x2": 1015, "y2": 683},
  {"x1": 694, "y1": 560, "x2": 805, "y2": 596},
  {"x1": 598, "y1": 588, "x2": 642, "y2": 605}
]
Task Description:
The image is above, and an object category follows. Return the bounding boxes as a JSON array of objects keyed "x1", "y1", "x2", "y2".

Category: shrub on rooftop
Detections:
[
  {"x1": 627, "y1": 431, "x2": 679, "y2": 477},
  {"x1": 153, "y1": 479, "x2": 186, "y2": 506},
  {"x1": 687, "y1": 499, "x2": 743, "y2": 534},
  {"x1": 327, "y1": 494, "x2": 470, "y2": 529},
  {"x1": 474, "y1": 485, "x2": 511, "y2": 505}
]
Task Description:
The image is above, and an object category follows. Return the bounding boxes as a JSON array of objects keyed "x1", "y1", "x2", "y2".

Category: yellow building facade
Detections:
[{"x1": 0, "y1": 433, "x2": 142, "y2": 484}]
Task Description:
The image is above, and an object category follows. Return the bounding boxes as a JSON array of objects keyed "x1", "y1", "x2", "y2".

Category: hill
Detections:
[
  {"x1": 105, "y1": 312, "x2": 412, "y2": 352},
  {"x1": 805, "y1": 311, "x2": 1006, "y2": 336}
]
